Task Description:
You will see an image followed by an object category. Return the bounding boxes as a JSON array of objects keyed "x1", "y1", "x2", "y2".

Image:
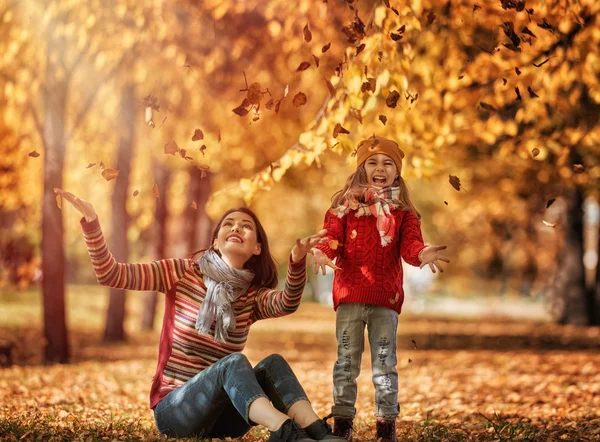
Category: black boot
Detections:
[
  {"x1": 268, "y1": 419, "x2": 316, "y2": 442},
  {"x1": 330, "y1": 415, "x2": 353, "y2": 442},
  {"x1": 304, "y1": 417, "x2": 347, "y2": 441},
  {"x1": 375, "y1": 417, "x2": 397, "y2": 442}
]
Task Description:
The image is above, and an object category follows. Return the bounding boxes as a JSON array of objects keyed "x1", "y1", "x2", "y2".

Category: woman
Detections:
[{"x1": 55, "y1": 188, "x2": 344, "y2": 442}]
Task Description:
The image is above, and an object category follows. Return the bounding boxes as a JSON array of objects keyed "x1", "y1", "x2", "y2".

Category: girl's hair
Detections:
[
  {"x1": 192, "y1": 207, "x2": 278, "y2": 289},
  {"x1": 331, "y1": 163, "x2": 421, "y2": 219}
]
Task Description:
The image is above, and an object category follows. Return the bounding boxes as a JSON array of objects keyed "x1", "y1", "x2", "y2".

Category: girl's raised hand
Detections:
[
  {"x1": 291, "y1": 229, "x2": 329, "y2": 264},
  {"x1": 419, "y1": 245, "x2": 450, "y2": 274},
  {"x1": 310, "y1": 247, "x2": 340, "y2": 275},
  {"x1": 54, "y1": 188, "x2": 97, "y2": 222}
]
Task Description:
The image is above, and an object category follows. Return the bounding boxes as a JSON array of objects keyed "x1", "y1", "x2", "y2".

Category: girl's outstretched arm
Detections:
[
  {"x1": 55, "y1": 189, "x2": 193, "y2": 293},
  {"x1": 399, "y1": 209, "x2": 449, "y2": 273}
]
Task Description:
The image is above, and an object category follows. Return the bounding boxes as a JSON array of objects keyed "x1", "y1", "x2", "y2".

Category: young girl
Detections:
[
  {"x1": 55, "y1": 188, "x2": 346, "y2": 442},
  {"x1": 311, "y1": 136, "x2": 448, "y2": 442}
]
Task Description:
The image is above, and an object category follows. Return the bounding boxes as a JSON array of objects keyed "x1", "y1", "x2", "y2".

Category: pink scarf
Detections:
[{"x1": 332, "y1": 186, "x2": 401, "y2": 247}]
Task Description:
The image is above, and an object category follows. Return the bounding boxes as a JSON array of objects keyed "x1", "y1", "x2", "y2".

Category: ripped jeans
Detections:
[{"x1": 332, "y1": 303, "x2": 399, "y2": 419}]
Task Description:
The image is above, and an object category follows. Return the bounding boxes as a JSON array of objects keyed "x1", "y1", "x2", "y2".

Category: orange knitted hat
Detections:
[{"x1": 356, "y1": 136, "x2": 405, "y2": 171}]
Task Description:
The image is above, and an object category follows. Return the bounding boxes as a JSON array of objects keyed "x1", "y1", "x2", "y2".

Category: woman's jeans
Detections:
[
  {"x1": 154, "y1": 353, "x2": 309, "y2": 438},
  {"x1": 332, "y1": 303, "x2": 400, "y2": 419}
]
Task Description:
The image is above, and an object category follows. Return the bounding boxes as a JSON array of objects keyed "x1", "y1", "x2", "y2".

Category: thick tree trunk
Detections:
[
  {"x1": 548, "y1": 186, "x2": 588, "y2": 325},
  {"x1": 103, "y1": 83, "x2": 135, "y2": 342},
  {"x1": 184, "y1": 169, "x2": 213, "y2": 253},
  {"x1": 141, "y1": 160, "x2": 171, "y2": 331},
  {"x1": 42, "y1": 55, "x2": 69, "y2": 363},
  {"x1": 591, "y1": 220, "x2": 600, "y2": 325}
]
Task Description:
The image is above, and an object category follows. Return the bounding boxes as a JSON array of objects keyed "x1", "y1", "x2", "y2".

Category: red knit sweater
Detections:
[{"x1": 316, "y1": 208, "x2": 426, "y2": 314}]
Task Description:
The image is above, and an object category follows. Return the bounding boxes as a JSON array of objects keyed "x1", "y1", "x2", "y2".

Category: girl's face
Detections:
[
  {"x1": 364, "y1": 154, "x2": 399, "y2": 188},
  {"x1": 214, "y1": 211, "x2": 261, "y2": 265}
]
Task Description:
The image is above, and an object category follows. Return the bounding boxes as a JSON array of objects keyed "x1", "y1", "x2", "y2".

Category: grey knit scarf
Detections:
[{"x1": 196, "y1": 249, "x2": 254, "y2": 343}]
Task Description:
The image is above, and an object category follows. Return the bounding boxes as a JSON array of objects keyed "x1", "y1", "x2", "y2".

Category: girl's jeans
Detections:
[
  {"x1": 153, "y1": 352, "x2": 309, "y2": 438},
  {"x1": 332, "y1": 303, "x2": 400, "y2": 419}
]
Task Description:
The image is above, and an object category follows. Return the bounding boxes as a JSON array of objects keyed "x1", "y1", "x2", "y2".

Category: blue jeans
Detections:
[
  {"x1": 332, "y1": 303, "x2": 400, "y2": 419},
  {"x1": 154, "y1": 353, "x2": 309, "y2": 438}
]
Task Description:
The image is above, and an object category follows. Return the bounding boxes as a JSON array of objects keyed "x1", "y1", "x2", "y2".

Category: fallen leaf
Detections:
[
  {"x1": 303, "y1": 23, "x2": 312, "y2": 42},
  {"x1": 532, "y1": 148, "x2": 540, "y2": 157},
  {"x1": 133, "y1": 190, "x2": 139, "y2": 197},
  {"x1": 322, "y1": 43, "x2": 331, "y2": 53},
  {"x1": 153, "y1": 183, "x2": 160, "y2": 199},
  {"x1": 386, "y1": 90, "x2": 400, "y2": 108},
  {"x1": 101, "y1": 168, "x2": 119, "y2": 181},
  {"x1": 379, "y1": 115, "x2": 388, "y2": 125},
  {"x1": 191, "y1": 129, "x2": 204, "y2": 141},
  {"x1": 293, "y1": 92, "x2": 307, "y2": 107},
  {"x1": 28, "y1": 151, "x2": 40, "y2": 158},
  {"x1": 164, "y1": 141, "x2": 179, "y2": 155},
  {"x1": 449, "y1": 175, "x2": 462, "y2": 191}
]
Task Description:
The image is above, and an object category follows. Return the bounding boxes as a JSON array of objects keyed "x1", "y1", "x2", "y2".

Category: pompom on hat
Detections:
[{"x1": 356, "y1": 135, "x2": 405, "y2": 171}]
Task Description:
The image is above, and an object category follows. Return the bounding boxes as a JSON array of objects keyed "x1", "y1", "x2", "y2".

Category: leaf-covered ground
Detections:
[{"x1": 1, "y1": 301, "x2": 599, "y2": 441}]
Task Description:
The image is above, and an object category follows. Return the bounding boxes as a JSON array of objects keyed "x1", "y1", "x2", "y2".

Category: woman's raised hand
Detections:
[
  {"x1": 291, "y1": 229, "x2": 329, "y2": 264},
  {"x1": 419, "y1": 245, "x2": 450, "y2": 273},
  {"x1": 54, "y1": 189, "x2": 97, "y2": 222},
  {"x1": 310, "y1": 247, "x2": 340, "y2": 275}
]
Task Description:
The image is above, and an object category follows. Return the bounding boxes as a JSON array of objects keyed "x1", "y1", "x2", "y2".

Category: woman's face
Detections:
[
  {"x1": 364, "y1": 154, "x2": 399, "y2": 187},
  {"x1": 214, "y1": 211, "x2": 261, "y2": 266}
]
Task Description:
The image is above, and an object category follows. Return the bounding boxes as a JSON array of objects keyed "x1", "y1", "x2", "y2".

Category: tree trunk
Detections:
[
  {"x1": 548, "y1": 186, "x2": 588, "y2": 325},
  {"x1": 184, "y1": 169, "x2": 213, "y2": 253},
  {"x1": 42, "y1": 53, "x2": 69, "y2": 363},
  {"x1": 103, "y1": 82, "x2": 135, "y2": 342},
  {"x1": 141, "y1": 160, "x2": 171, "y2": 330},
  {"x1": 592, "y1": 219, "x2": 600, "y2": 325}
]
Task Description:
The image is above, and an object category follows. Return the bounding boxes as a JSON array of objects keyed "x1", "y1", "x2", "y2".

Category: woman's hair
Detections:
[
  {"x1": 192, "y1": 207, "x2": 278, "y2": 289},
  {"x1": 331, "y1": 163, "x2": 421, "y2": 219}
]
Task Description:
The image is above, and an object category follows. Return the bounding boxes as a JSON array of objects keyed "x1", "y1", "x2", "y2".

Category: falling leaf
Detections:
[
  {"x1": 284, "y1": 84, "x2": 290, "y2": 98},
  {"x1": 247, "y1": 82, "x2": 263, "y2": 105},
  {"x1": 480, "y1": 102, "x2": 497, "y2": 112},
  {"x1": 296, "y1": 61, "x2": 311, "y2": 72},
  {"x1": 56, "y1": 195, "x2": 62, "y2": 209},
  {"x1": 546, "y1": 198, "x2": 556, "y2": 208},
  {"x1": 179, "y1": 148, "x2": 187, "y2": 158},
  {"x1": 533, "y1": 58, "x2": 550, "y2": 67},
  {"x1": 164, "y1": 141, "x2": 179, "y2": 155},
  {"x1": 444, "y1": 201, "x2": 449, "y2": 205},
  {"x1": 99, "y1": 161, "x2": 105, "y2": 169},
  {"x1": 386, "y1": 90, "x2": 400, "y2": 108},
  {"x1": 427, "y1": 11, "x2": 436, "y2": 24},
  {"x1": 542, "y1": 220, "x2": 556, "y2": 228},
  {"x1": 515, "y1": 87, "x2": 522, "y2": 101},
  {"x1": 329, "y1": 240, "x2": 342, "y2": 250},
  {"x1": 391, "y1": 6, "x2": 399, "y2": 15},
  {"x1": 449, "y1": 175, "x2": 462, "y2": 191},
  {"x1": 573, "y1": 164, "x2": 585, "y2": 173},
  {"x1": 527, "y1": 86, "x2": 539, "y2": 98},
  {"x1": 85, "y1": 163, "x2": 96, "y2": 169},
  {"x1": 515, "y1": 67, "x2": 521, "y2": 75},
  {"x1": 412, "y1": 339, "x2": 418, "y2": 349},
  {"x1": 378, "y1": 51, "x2": 383, "y2": 62},
  {"x1": 473, "y1": 4, "x2": 482, "y2": 12},
  {"x1": 191, "y1": 129, "x2": 204, "y2": 141},
  {"x1": 379, "y1": 115, "x2": 387, "y2": 125},
  {"x1": 521, "y1": 26, "x2": 537, "y2": 38},
  {"x1": 28, "y1": 151, "x2": 40, "y2": 158},
  {"x1": 322, "y1": 42, "x2": 331, "y2": 53},
  {"x1": 153, "y1": 183, "x2": 160, "y2": 199},
  {"x1": 537, "y1": 18, "x2": 554, "y2": 32},
  {"x1": 133, "y1": 190, "x2": 139, "y2": 198},
  {"x1": 252, "y1": 116, "x2": 260, "y2": 122},
  {"x1": 303, "y1": 23, "x2": 312, "y2": 42},
  {"x1": 333, "y1": 123, "x2": 350, "y2": 138},
  {"x1": 200, "y1": 145, "x2": 207, "y2": 156},
  {"x1": 355, "y1": 44, "x2": 365, "y2": 56},
  {"x1": 191, "y1": 201, "x2": 198, "y2": 210},
  {"x1": 232, "y1": 104, "x2": 249, "y2": 116},
  {"x1": 293, "y1": 92, "x2": 307, "y2": 107},
  {"x1": 408, "y1": 358, "x2": 413, "y2": 363},
  {"x1": 325, "y1": 80, "x2": 336, "y2": 97},
  {"x1": 532, "y1": 148, "x2": 540, "y2": 157},
  {"x1": 101, "y1": 168, "x2": 119, "y2": 181},
  {"x1": 361, "y1": 81, "x2": 372, "y2": 93},
  {"x1": 502, "y1": 78, "x2": 508, "y2": 85},
  {"x1": 370, "y1": 138, "x2": 380, "y2": 149},
  {"x1": 265, "y1": 98, "x2": 275, "y2": 110},
  {"x1": 312, "y1": 54, "x2": 320, "y2": 68},
  {"x1": 349, "y1": 108, "x2": 362, "y2": 124},
  {"x1": 458, "y1": 74, "x2": 465, "y2": 79},
  {"x1": 390, "y1": 33, "x2": 403, "y2": 41},
  {"x1": 197, "y1": 164, "x2": 210, "y2": 178},
  {"x1": 218, "y1": 129, "x2": 222, "y2": 143}
]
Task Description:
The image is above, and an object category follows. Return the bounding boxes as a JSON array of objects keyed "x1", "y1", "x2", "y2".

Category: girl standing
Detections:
[
  {"x1": 311, "y1": 136, "x2": 449, "y2": 442},
  {"x1": 55, "y1": 188, "x2": 345, "y2": 442}
]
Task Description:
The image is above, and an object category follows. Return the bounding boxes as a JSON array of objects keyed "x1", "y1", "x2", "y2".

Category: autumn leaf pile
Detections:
[{"x1": 1, "y1": 302, "x2": 600, "y2": 441}]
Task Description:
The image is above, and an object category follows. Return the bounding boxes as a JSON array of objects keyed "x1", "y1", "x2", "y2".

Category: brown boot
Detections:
[
  {"x1": 376, "y1": 418, "x2": 397, "y2": 442},
  {"x1": 331, "y1": 416, "x2": 353, "y2": 442}
]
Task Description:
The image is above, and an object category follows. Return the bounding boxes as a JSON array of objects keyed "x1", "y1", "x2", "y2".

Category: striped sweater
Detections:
[{"x1": 81, "y1": 217, "x2": 307, "y2": 409}]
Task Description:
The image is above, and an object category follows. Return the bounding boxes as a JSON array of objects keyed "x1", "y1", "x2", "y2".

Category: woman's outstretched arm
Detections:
[{"x1": 56, "y1": 189, "x2": 193, "y2": 293}]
